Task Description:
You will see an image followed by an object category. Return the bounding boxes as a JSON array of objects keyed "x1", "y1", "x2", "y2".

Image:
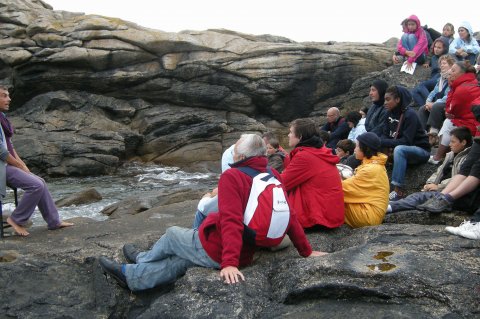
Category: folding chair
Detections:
[{"x1": 1, "y1": 187, "x2": 18, "y2": 238}]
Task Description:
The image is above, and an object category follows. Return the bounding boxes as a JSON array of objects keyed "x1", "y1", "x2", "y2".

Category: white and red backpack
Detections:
[{"x1": 236, "y1": 167, "x2": 290, "y2": 247}]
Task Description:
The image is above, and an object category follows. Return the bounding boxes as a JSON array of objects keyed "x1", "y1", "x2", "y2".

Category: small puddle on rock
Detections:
[
  {"x1": 367, "y1": 263, "x2": 397, "y2": 272},
  {"x1": 367, "y1": 251, "x2": 396, "y2": 272},
  {"x1": 0, "y1": 252, "x2": 17, "y2": 263},
  {"x1": 373, "y1": 251, "x2": 394, "y2": 262}
]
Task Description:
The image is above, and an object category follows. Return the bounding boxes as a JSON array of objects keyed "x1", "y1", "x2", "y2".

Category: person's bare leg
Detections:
[
  {"x1": 6, "y1": 217, "x2": 30, "y2": 236},
  {"x1": 448, "y1": 176, "x2": 480, "y2": 200},
  {"x1": 441, "y1": 174, "x2": 467, "y2": 194}
]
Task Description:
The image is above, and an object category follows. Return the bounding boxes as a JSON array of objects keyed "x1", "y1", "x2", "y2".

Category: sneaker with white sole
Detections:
[
  {"x1": 389, "y1": 191, "x2": 405, "y2": 201},
  {"x1": 457, "y1": 222, "x2": 480, "y2": 240},
  {"x1": 428, "y1": 155, "x2": 441, "y2": 165},
  {"x1": 445, "y1": 220, "x2": 474, "y2": 236}
]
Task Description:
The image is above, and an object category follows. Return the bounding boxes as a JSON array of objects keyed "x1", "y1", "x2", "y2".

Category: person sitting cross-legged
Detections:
[{"x1": 99, "y1": 134, "x2": 327, "y2": 291}]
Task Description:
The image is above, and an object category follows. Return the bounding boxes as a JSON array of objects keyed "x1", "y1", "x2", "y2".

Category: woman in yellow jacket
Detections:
[{"x1": 342, "y1": 132, "x2": 389, "y2": 228}]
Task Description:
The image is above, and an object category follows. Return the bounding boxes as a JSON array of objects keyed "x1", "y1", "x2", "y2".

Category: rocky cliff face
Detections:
[{"x1": 1, "y1": 0, "x2": 393, "y2": 175}]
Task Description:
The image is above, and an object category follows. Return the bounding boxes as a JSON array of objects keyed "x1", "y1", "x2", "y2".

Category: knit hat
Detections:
[
  {"x1": 357, "y1": 132, "x2": 381, "y2": 152},
  {"x1": 471, "y1": 105, "x2": 480, "y2": 122}
]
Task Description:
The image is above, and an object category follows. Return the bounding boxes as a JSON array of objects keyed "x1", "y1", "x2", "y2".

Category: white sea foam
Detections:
[{"x1": 5, "y1": 162, "x2": 218, "y2": 227}]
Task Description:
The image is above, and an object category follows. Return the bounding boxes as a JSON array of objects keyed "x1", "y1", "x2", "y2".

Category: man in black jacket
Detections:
[{"x1": 320, "y1": 107, "x2": 350, "y2": 151}]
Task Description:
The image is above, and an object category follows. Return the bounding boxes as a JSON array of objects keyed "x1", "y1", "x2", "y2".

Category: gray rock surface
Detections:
[{"x1": 1, "y1": 195, "x2": 478, "y2": 319}]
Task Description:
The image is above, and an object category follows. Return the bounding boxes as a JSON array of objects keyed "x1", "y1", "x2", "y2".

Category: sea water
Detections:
[{"x1": 2, "y1": 162, "x2": 219, "y2": 227}]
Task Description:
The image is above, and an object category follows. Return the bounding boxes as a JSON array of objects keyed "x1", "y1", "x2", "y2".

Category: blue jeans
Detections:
[
  {"x1": 411, "y1": 75, "x2": 440, "y2": 107},
  {"x1": 389, "y1": 191, "x2": 436, "y2": 213},
  {"x1": 391, "y1": 145, "x2": 430, "y2": 188},
  {"x1": 390, "y1": 190, "x2": 480, "y2": 214},
  {"x1": 399, "y1": 34, "x2": 426, "y2": 64},
  {"x1": 455, "y1": 53, "x2": 478, "y2": 65},
  {"x1": 124, "y1": 226, "x2": 220, "y2": 291},
  {"x1": 192, "y1": 195, "x2": 218, "y2": 229}
]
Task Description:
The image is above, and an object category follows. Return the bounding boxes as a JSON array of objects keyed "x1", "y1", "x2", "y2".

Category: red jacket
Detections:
[
  {"x1": 199, "y1": 156, "x2": 312, "y2": 269},
  {"x1": 445, "y1": 72, "x2": 480, "y2": 136},
  {"x1": 281, "y1": 146, "x2": 344, "y2": 228}
]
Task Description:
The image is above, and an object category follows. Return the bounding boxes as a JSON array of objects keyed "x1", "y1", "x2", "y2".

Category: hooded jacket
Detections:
[
  {"x1": 449, "y1": 21, "x2": 480, "y2": 56},
  {"x1": 281, "y1": 145, "x2": 344, "y2": 228},
  {"x1": 445, "y1": 72, "x2": 480, "y2": 136},
  {"x1": 380, "y1": 86, "x2": 430, "y2": 151},
  {"x1": 199, "y1": 156, "x2": 312, "y2": 269},
  {"x1": 342, "y1": 153, "x2": 389, "y2": 228},
  {"x1": 365, "y1": 80, "x2": 389, "y2": 136},
  {"x1": 427, "y1": 37, "x2": 449, "y2": 77},
  {"x1": 397, "y1": 15, "x2": 429, "y2": 64}
]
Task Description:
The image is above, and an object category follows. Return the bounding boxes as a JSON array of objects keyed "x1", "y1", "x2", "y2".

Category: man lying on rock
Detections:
[{"x1": 99, "y1": 134, "x2": 327, "y2": 291}]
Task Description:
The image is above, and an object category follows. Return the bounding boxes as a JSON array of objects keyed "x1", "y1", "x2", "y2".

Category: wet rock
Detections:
[{"x1": 55, "y1": 188, "x2": 103, "y2": 207}]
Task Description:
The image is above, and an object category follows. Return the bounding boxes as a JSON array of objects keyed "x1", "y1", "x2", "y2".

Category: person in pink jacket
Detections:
[
  {"x1": 281, "y1": 118, "x2": 344, "y2": 229},
  {"x1": 392, "y1": 14, "x2": 429, "y2": 72}
]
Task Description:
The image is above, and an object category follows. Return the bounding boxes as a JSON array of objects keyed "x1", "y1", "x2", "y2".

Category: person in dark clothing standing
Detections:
[
  {"x1": 365, "y1": 79, "x2": 389, "y2": 137},
  {"x1": 320, "y1": 107, "x2": 350, "y2": 151},
  {"x1": 380, "y1": 85, "x2": 431, "y2": 201}
]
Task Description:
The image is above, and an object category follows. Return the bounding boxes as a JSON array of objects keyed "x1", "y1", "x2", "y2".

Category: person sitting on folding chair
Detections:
[{"x1": 0, "y1": 85, "x2": 73, "y2": 236}]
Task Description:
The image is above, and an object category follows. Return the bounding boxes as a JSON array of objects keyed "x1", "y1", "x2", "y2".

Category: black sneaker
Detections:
[
  {"x1": 416, "y1": 196, "x2": 436, "y2": 211},
  {"x1": 421, "y1": 196, "x2": 452, "y2": 213},
  {"x1": 123, "y1": 244, "x2": 141, "y2": 264},
  {"x1": 99, "y1": 256, "x2": 128, "y2": 288}
]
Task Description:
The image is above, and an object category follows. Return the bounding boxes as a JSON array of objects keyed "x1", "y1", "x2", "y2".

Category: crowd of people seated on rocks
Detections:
[{"x1": 2, "y1": 16, "x2": 478, "y2": 296}]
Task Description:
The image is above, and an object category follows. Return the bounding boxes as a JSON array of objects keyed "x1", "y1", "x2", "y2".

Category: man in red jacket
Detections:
[{"x1": 99, "y1": 134, "x2": 327, "y2": 291}]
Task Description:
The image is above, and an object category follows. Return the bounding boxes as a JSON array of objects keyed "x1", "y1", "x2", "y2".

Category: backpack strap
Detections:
[
  {"x1": 236, "y1": 166, "x2": 274, "y2": 182},
  {"x1": 236, "y1": 166, "x2": 277, "y2": 246}
]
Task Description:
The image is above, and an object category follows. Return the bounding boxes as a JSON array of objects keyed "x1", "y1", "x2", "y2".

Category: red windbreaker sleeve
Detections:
[{"x1": 217, "y1": 171, "x2": 248, "y2": 269}]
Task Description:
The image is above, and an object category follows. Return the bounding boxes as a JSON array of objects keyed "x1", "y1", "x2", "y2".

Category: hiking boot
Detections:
[
  {"x1": 415, "y1": 197, "x2": 435, "y2": 212},
  {"x1": 445, "y1": 220, "x2": 474, "y2": 235},
  {"x1": 420, "y1": 195, "x2": 452, "y2": 213},
  {"x1": 123, "y1": 244, "x2": 141, "y2": 263},
  {"x1": 389, "y1": 191, "x2": 405, "y2": 201},
  {"x1": 99, "y1": 256, "x2": 128, "y2": 288},
  {"x1": 457, "y1": 222, "x2": 480, "y2": 240}
]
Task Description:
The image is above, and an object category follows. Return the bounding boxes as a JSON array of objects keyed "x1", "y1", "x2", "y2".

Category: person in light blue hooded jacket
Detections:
[{"x1": 449, "y1": 21, "x2": 479, "y2": 65}]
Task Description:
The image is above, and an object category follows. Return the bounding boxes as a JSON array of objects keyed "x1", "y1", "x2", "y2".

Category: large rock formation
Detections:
[{"x1": 1, "y1": 0, "x2": 393, "y2": 175}]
